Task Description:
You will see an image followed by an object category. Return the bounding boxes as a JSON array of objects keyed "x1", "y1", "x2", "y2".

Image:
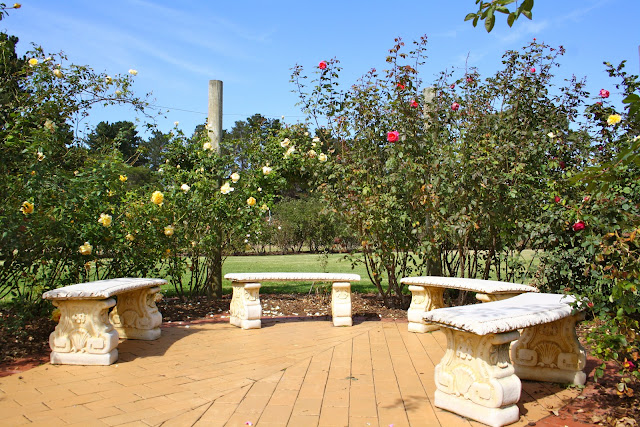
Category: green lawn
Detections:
[{"x1": 220, "y1": 253, "x2": 374, "y2": 295}]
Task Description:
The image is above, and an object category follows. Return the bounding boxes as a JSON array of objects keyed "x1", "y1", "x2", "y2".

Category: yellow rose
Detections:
[
  {"x1": 284, "y1": 146, "x2": 296, "y2": 158},
  {"x1": 151, "y1": 190, "x2": 164, "y2": 205},
  {"x1": 607, "y1": 114, "x2": 622, "y2": 125},
  {"x1": 98, "y1": 213, "x2": 112, "y2": 227},
  {"x1": 119, "y1": 175, "x2": 127, "y2": 182},
  {"x1": 20, "y1": 201, "x2": 34, "y2": 215},
  {"x1": 115, "y1": 90, "x2": 123, "y2": 96},
  {"x1": 13, "y1": 3, "x2": 21, "y2": 9},
  {"x1": 37, "y1": 151, "x2": 45, "y2": 161},
  {"x1": 247, "y1": 197, "x2": 256, "y2": 206},
  {"x1": 125, "y1": 233, "x2": 135, "y2": 241},
  {"x1": 203, "y1": 142, "x2": 213, "y2": 151},
  {"x1": 230, "y1": 172, "x2": 240, "y2": 183},
  {"x1": 79, "y1": 242, "x2": 93, "y2": 256},
  {"x1": 128, "y1": 69, "x2": 138, "y2": 76},
  {"x1": 180, "y1": 183, "x2": 190, "y2": 192},
  {"x1": 307, "y1": 149, "x2": 317, "y2": 158},
  {"x1": 260, "y1": 204, "x2": 269, "y2": 211},
  {"x1": 28, "y1": 58, "x2": 38, "y2": 67},
  {"x1": 44, "y1": 119, "x2": 56, "y2": 132},
  {"x1": 53, "y1": 69, "x2": 62, "y2": 78},
  {"x1": 220, "y1": 182, "x2": 234, "y2": 194},
  {"x1": 105, "y1": 75, "x2": 112, "y2": 84},
  {"x1": 164, "y1": 225, "x2": 174, "y2": 236},
  {"x1": 318, "y1": 153, "x2": 328, "y2": 162},
  {"x1": 262, "y1": 165, "x2": 272, "y2": 175},
  {"x1": 280, "y1": 138, "x2": 290, "y2": 148}
]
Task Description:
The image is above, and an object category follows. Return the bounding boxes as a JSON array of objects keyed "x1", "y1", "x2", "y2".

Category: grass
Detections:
[{"x1": 163, "y1": 252, "x2": 376, "y2": 296}]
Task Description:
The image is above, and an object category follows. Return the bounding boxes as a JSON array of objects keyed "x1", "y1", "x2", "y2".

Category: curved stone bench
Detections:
[
  {"x1": 42, "y1": 277, "x2": 166, "y2": 366},
  {"x1": 224, "y1": 272, "x2": 361, "y2": 329},
  {"x1": 400, "y1": 276, "x2": 538, "y2": 333},
  {"x1": 423, "y1": 293, "x2": 587, "y2": 427}
]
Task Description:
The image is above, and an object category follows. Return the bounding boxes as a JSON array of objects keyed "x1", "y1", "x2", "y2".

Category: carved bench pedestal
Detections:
[
  {"x1": 434, "y1": 328, "x2": 522, "y2": 427},
  {"x1": 331, "y1": 282, "x2": 352, "y2": 326},
  {"x1": 110, "y1": 286, "x2": 163, "y2": 340},
  {"x1": 49, "y1": 298, "x2": 120, "y2": 366},
  {"x1": 230, "y1": 282, "x2": 262, "y2": 329},
  {"x1": 512, "y1": 314, "x2": 587, "y2": 386}
]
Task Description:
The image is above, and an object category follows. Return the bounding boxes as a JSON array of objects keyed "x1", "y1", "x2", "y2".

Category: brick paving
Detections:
[{"x1": 0, "y1": 318, "x2": 579, "y2": 426}]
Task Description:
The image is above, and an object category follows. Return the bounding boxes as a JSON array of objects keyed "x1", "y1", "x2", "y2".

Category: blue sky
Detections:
[{"x1": 3, "y1": 0, "x2": 639, "y2": 138}]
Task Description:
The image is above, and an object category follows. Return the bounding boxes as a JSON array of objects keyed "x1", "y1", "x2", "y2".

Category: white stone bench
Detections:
[
  {"x1": 42, "y1": 277, "x2": 166, "y2": 366},
  {"x1": 401, "y1": 276, "x2": 538, "y2": 333},
  {"x1": 423, "y1": 293, "x2": 587, "y2": 427},
  {"x1": 224, "y1": 272, "x2": 361, "y2": 329}
]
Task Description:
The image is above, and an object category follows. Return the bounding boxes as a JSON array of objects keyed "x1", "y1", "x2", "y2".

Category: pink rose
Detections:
[
  {"x1": 451, "y1": 102, "x2": 460, "y2": 111},
  {"x1": 450, "y1": 84, "x2": 455, "y2": 89},
  {"x1": 410, "y1": 100, "x2": 418, "y2": 108},
  {"x1": 387, "y1": 131, "x2": 399, "y2": 143},
  {"x1": 572, "y1": 221, "x2": 585, "y2": 232},
  {"x1": 466, "y1": 77, "x2": 473, "y2": 83},
  {"x1": 599, "y1": 89, "x2": 610, "y2": 98},
  {"x1": 318, "y1": 61, "x2": 327, "y2": 70},
  {"x1": 530, "y1": 67, "x2": 536, "y2": 73}
]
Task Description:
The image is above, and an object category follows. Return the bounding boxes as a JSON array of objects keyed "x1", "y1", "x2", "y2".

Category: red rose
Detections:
[
  {"x1": 451, "y1": 102, "x2": 460, "y2": 111},
  {"x1": 397, "y1": 83, "x2": 405, "y2": 90},
  {"x1": 599, "y1": 89, "x2": 610, "y2": 98},
  {"x1": 596, "y1": 102, "x2": 602, "y2": 106},
  {"x1": 410, "y1": 100, "x2": 419, "y2": 108},
  {"x1": 318, "y1": 61, "x2": 327, "y2": 70},
  {"x1": 554, "y1": 196, "x2": 561, "y2": 203},
  {"x1": 450, "y1": 84, "x2": 455, "y2": 89},
  {"x1": 572, "y1": 221, "x2": 585, "y2": 231},
  {"x1": 387, "y1": 131, "x2": 399, "y2": 143},
  {"x1": 559, "y1": 160, "x2": 566, "y2": 169},
  {"x1": 530, "y1": 67, "x2": 536, "y2": 73},
  {"x1": 587, "y1": 302, "x2": 594, "y2": 308},
  {"x1": 466, "y1": 77, "x2": 473, "y2": 83}
]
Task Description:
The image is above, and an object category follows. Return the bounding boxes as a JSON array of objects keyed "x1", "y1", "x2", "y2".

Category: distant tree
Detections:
[
  {"x1": 142, "y1": 129, "x2": 170, "y2": 169},
  {"x1": 224, "y1": 114, "x2": 282, "y2": 170},
  {"x1": 85, "y1": 121, "x2": 146, "y2": 165}
]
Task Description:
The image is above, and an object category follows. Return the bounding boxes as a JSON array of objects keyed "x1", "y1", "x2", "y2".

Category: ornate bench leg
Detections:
[
  {"x1": 331, "y1": 281, "x2": 352, "y2": 326},
  {"x1": 407, "y1": 285, "x2": 445, "y2": 333},
  {"x1": 49, "y1": 298, "x2": 120, "y2": 365},
  {"x1": 434, "y1": 328, "x2": 522, "y2": 427},
  {"x1": 230, "y1": 282, "x2": 262, "y2": 329},
  {"x1": 110, "y1": 286, "x2": 162, "y2": 340},
  {"x1": 511, "y1": 313, "x2": 587, "y2": 385}
]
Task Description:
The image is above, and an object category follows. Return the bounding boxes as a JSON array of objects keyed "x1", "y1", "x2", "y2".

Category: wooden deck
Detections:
[{"x1": 0, "y1": 317, "x2": 580, "y2": 426}]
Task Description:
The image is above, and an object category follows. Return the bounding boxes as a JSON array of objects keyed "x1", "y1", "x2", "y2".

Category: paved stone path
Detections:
[{"x1": 0, "y1": 318, "x2": 579, "y2": 426}]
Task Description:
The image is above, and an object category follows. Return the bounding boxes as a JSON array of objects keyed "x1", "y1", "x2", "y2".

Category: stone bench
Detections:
[
  {"x1": 400, "y1": 276, "x2": 538, "y2": 333},
  {"x1": 224, "y1": 272, "x2": 361, "y2": 329},
  {"x1": 423, "y1": 292, "x2": 587, "y2": 427},
  {"x1": 42, "y1": 277, "x2": 166, "y2": 366}
]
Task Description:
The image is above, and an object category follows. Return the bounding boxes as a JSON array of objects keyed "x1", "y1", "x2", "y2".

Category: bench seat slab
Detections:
[
  {"x1": 404, "y1": 277, "x2": 538, "y2": 334},
  {"x1": 435, "y1": 328, "x2": 521, "y2": 427},
  {"x1": 110, "y1": 286, "x2": 162, "y2": 340},
  {"x1": 230, "y1": 282, "x2": 262, "y2": 329},
  {"x1": 512, "y1": 314, "x2": 587, "y2": 385},
  {"x1": 49, "y1": 298, "x2": 120, "y2": 366},
  {"x1": 331, "y1": 282, "x2": 352, "y2": 327}
]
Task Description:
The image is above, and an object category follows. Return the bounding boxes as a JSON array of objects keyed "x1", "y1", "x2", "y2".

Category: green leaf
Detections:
[
  {"x1": 485, "y1": 13, "x2": 496, "y2": 32},
  {"x1": 522, "y1": 10, "x2": 532, "y2": 19},
  {"x1": 522, "y1": 0, "x2": 534, "y2": 12},
  {"x1": 507, "y1": 12, "x2": 516, "y2": 27},
  {"x1": 464, "y1": 13, "x2": 477, "y2": 22}
]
